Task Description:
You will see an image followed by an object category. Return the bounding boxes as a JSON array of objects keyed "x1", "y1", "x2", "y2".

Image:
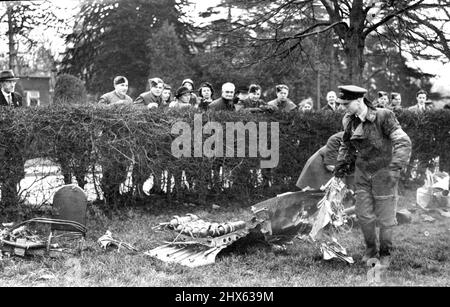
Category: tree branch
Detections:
[
  {"x1": 363, "y1": 0, "x2": 425, "y2": 38},
  {"x1": 406, "y1": 12, "x2": 450, "y2": 59}
]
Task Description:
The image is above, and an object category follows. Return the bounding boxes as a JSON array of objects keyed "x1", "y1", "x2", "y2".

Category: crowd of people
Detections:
[{"x1": 98, "y1": 75, "x2": 450, "y2": 112}]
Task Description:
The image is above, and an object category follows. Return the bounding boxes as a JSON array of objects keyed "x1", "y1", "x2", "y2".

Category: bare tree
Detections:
[
  {"x1": 215, "y1": 0, "x2": 450, "y2": 83},
  {"x1": 0, "y1": 1, "x2": 68, "y2": 74}
]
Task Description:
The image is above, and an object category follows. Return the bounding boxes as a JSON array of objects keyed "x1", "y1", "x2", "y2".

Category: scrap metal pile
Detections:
[
  {"x1": 147, "y1": 177, "x2": 354, "y2": 267},
  {"x1": 0, "y1": 218, "x2": 87, "y2": 258},
  {"x1": 146, "y1": 214, "x2": 263, "y2": 267},
  {"x1": 1, "y1": 184, "x2": 88, "y2": 259}
]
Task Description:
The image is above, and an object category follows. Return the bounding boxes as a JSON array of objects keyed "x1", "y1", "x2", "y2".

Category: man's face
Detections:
[
  {"x1": 249, "y1": 89, "x2": 261, "y2": 101},
  {"x1": 161, "y1": 89, "x2": 171, "y2": 101},
  {"x1": 327, "y1": 92, "x2": 336, "y2": 104},
  {"x1": 1, "y1": 80, "x2": 16, "y2": 93},
  {"x1": 222, "y1": 85, "x2": 235, "y2": 100},
  {"x1": 180, "y1": 93, "x2": 191, "y2": 104},
  {"x1": 277, "y1": 89, "x2": 289, "y2": 100},
  {"x1": 114, "y1": 82, "x2": 128, "y2": 96},
  {"x1": 391, "y1": 95, "x2": 401, "y2": 106},
  {"x1": 417, "y1": 93, "x2": 427, "y2": 104},
  {"x1": 151, "y1": 82, "x2": 164, "y2": 96},
  {"x1": 340, "y1": 98, "x2": 360, "y2": 115}
]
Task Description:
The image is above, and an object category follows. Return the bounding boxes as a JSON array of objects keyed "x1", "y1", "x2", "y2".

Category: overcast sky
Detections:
[{"x1": 1, "y1": 0, "x2": 449, "y2": 90}]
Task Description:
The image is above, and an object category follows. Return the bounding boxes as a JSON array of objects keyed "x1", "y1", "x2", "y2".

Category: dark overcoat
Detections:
[{"x1": 296, "y1": 132, "x2": 344, "y2": 190}]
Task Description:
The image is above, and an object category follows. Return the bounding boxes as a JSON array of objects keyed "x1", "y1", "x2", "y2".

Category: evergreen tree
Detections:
[{"x1": 61, "y1": 0, "x2": 193, "y2": 97}]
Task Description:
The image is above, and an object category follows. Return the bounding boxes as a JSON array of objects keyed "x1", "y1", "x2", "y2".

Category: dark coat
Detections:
[
  {"x1": 338, "y1": 107, "x2": 411, "y2": 173},
  {"x1": 0, "y1": 92, "x2": 22, "y2": 108},
  {"x1": 321, "y1": 103, "x2": 336, "y2": 112},
  {"x1": 296, "y1": 132, "x2": 344, "y2": 190},
  {"x1": 134, "y1": 91, "x2": 162, "y2": 106},
  {"x1": 208, "y1": 97, "x2": 235, "y2": 111}
]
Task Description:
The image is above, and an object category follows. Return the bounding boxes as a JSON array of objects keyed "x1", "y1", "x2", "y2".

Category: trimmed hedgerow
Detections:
[{"x1": 0, "y1": 105, "x2": 449, "y2": 208}]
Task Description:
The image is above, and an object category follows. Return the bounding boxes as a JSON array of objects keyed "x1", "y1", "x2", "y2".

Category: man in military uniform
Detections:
[
  {"x1": 98, "y1": 76, "x2": 133, "y2": 105},
  {"x1": 134, "y1": 77, "x2": 164, "y2": 108},
  {"x1": 334, "y1": 85, "x2": 412, "y2": 266}
]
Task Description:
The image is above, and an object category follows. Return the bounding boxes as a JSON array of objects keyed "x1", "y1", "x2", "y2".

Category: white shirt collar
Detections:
[{"x1": 1, "y1": 89, "x2": 11, "y2": 97}]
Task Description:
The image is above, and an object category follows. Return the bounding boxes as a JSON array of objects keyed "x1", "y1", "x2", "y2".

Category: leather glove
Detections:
[{"x1": 333, "y1": 161, "x2": 350, "y2": 178}]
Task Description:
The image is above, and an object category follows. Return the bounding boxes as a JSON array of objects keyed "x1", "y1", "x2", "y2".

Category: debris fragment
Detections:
[
  {"x1": 435, "y1": 208, "x2": 450, "y2": 218},
  {"x1": 424, "y1": 231, "x2": 430, "y2": 237},
  {"x1": 97, "y1": 230, "x2": 138, "y2": 252},
  {"x1": 422, "y1": 214, "x2": 435, "y2": 222},
  {"x1": 320, "y1": 238, "x2": 354, "y2": 264},
  {"x1": 212, "y1": 204, "x2": 221, "y2": 210}
]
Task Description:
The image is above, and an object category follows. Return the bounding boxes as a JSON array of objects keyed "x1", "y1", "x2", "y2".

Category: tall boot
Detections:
[
  {"x1": 360, "y1": 221, "x2": 378, "y2": 263},
  {"x1": 379, "y1": 226, "x2": 394, "y2": 266}
]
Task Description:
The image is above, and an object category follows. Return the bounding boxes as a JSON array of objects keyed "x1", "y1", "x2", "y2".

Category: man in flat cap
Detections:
[
  {"x1": 0, "y1": 70, "x2": 24, "y2": 206},
  {"x1": 0, "y1": 70, "x2": 22, "y2": 107},
  {"x1": 98, "y1": 76, "x2": 133, "y2": 105},
  {"x1": 334, "y1": 85, "x2": 411, "y2": 266}
]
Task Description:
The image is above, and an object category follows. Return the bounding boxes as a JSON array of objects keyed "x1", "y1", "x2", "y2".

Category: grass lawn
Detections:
[{"x1": 1, "y1": 189, "x2": 449, "y2": 287}]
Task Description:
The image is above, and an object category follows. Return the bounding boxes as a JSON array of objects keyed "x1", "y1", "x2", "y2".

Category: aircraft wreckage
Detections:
[
  {"x1": 146, "y1": 177, "x2": 355, "y2": 267},
  {"x1": 1, "y1": 178, "x2": 356, "y2": 267}
]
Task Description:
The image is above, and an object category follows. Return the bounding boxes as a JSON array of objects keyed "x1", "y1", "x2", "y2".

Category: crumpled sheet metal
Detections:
[
  {"x1": 97, "y1": 230, "x2": 138, "y2": 252},
  {"x1": 146, "y1": 217, "x2": 263, "y2": 267},
  {"x1": 250, "y1": 190, "x2": 324, "y2": 239},
  {"x1": 251, "y1": 177, "x2": 354, "y2": 264},
  {"x1": 147, "y1": 178, "x2": 354, "y2": 267},
  {"x1": 145, "y1": 244, "x2": 224, "y2": 268}
]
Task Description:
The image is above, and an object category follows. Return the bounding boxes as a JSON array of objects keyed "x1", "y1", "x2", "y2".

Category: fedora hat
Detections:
[{"x1": 0, "y1": 70, "x2": 19, "y2": 82}]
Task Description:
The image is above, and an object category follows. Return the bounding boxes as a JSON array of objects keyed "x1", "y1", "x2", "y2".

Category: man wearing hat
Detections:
[
  {"x1": 334, "y1": 85, "x2": 411, "y2": 266},
  {"x1": 98, "y1": 76, "x2": 133, "y2": 105},
  {"x1": 134, "y1": 77, "x2": 164, "y2": 108},
  {"x1": 0, "y1": 70, "x2": 24, "y2": 206},
  {"x1": 0, "y1": 70, "x2": 22, "y2": 107}
]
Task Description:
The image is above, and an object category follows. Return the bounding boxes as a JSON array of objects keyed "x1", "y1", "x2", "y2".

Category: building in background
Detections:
[{"x1": 17, "y1": 75, "x2": 51, "y2": 106}]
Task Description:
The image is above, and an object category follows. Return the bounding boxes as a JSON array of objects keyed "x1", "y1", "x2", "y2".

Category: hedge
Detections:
[{"x1": 0, "y1": 105, "x2": 449, "y2": 208}]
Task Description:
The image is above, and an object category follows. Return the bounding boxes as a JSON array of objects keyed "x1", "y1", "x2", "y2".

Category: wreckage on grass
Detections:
[
  {"x1": 146, "y1": 177, "x2": 355, "y2": 267},
  {"x1": 0, "y1": 185, "x2": 87, "y2": 258},
  {"x1": 1, "y1": 178, "x2": 355, "y2": 267}
]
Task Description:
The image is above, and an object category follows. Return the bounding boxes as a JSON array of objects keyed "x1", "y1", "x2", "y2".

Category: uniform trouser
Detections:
[{"x1": 354, "y1": 167, "x2": 398, "y2": 255}]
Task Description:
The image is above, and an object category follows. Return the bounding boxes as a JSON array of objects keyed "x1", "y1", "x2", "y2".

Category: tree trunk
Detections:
[
  {"x1": 7, "y1": 3, "x2": 16, "y2": 72},
  {"x1": 343, "y1": 32, "x2": 366, "y2": 84}
]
